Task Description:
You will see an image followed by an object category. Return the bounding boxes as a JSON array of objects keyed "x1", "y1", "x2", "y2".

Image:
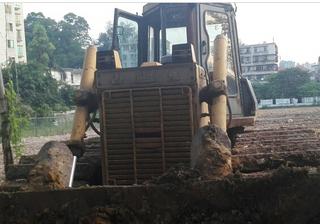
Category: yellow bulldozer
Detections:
[
  {"x1": 68, "y1": 2, "x2": 257, "y2": 185},
  {"x1": 1, "y1": 3, "x2": 320, "y2": 224}
]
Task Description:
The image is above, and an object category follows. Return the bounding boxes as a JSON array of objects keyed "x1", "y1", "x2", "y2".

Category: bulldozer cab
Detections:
[{"x1": 112, "y1": 3, "x2": 256, "y2": 121}]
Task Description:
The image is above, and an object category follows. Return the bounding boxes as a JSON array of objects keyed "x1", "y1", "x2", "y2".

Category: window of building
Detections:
[
  {"x1": 5, "y1": 5, "x2": 12, "y2": 14},
  {"x1": 14, "y1": 4, "x2": 20, "y2": 11},
  {"x1": 240, "y1": 48, "x2": 250, "y2": 54},
  {"x1": 15, "y1": 15, "x2": 22, "y2": 26},
  {"x1": 254, "y1": 46, "x2": 266, "y2": 53},
  {"x1": 256, "y1": 65, "x2": 263, "y2": 71},
  {"x1": 7, "y1": 40, "x2": 14, "y2": 48},
  {"x1": 267, "y1": 55, "x2": 275, "y2": 62},
  {"x1": 242, "y1": 56, "x2": 251, "y2": 64},
  {"x1": 16, "y1": 30, "x2": 22, "y2": 41},
  {"x1": 17, "y1": 46, "x2": 24, "y2": 57},
  {"x1": 8, "y1": 23, "x2": 13, "y2": 31}
]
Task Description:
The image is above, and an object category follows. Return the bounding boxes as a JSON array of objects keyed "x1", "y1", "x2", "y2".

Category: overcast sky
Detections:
[{"x1": 23, "y1": 2, "x2": 320, "y2": 64}]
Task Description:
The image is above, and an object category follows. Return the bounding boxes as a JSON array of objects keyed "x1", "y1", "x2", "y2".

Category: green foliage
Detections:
[
  {"x1": 25, "y1": 12, "x2": 58, "y2": 48},
  {"x1": 2, "y1": 63, "x2": 75, "y2": 117},
  {"x1": 5, "y1": 80, "x2": 29, "y2": 156},
  {"x1": 98, "y1": 22, "x2": 113, "y2": 49},
  {"x1": 60, "y1": 13, "x2": 91, "y2": 47},
  {"x1": 298, "y1": 82, "x2": 320, "y2": 97},
  {"x1": 7, "y1": 11, "x2": 85, "y2": 117},
  {"x1": 24, "y1": 11, "x2": 91, "y2": 68},
  {"x1": 253, "y1": 68, "x2": 313, "y2": 99},
  {"x1": 59, "y1": 84, "x2": 76, "y2": 106},
  {"x1": 27, "y1": 23, "x2": 56, "y2": 68}
]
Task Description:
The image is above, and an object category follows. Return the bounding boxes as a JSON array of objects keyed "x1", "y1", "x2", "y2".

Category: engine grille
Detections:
[{"x1": 101, "y1": 87, "x2": 194, "y2": 185}]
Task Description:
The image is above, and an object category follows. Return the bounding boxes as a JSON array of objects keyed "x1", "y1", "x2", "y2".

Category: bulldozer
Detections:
[
  {"x1": 66, "y1": 2, "x2": 257, "y2": 186},
  {"x1": 1, "y1": 3, "x2": 320, "y2": 224}
]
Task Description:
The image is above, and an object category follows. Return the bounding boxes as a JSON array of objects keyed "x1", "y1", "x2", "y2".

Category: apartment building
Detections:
[
  {"x1": 279, "y1": 60, "x2": 296, "y2": 70},
  {"x1": 0, "y1": 3, "x2": 27, "y2": 66},
  {"x1": 240, "y1": 42, "x2": 278, "y2": 81},
  {"x1": 119, "y1": 42, "x2": 138, "y2": 68}
]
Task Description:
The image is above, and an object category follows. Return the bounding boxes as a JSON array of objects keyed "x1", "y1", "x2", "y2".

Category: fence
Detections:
[
  {"x1": 21, "y1": 113, "x2": 74, "y2": 138},
  {"x1": 258, "y1": 96, "x2": 320, "y2": 109}
]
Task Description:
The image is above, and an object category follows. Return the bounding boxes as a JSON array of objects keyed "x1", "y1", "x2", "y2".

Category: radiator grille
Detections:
[{"x1": 101, "y1": 87, "x2": 193, "y2": 185}]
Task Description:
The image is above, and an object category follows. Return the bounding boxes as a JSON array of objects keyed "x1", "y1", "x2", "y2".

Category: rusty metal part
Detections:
[
  {"x1": 100, "y1": 87, "x2": 194, "y2": 185},
  {"x1": 74, "y1": 89, "x2": 98, "y2": 112},
  {"x1": 199, "y1": 80, "x2": 227, "y2": 104}
]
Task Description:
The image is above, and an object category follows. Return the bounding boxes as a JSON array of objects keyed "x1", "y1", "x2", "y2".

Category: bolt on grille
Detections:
[{"x1": 101, "y1": 87, "x2": 194, "y2": 185}]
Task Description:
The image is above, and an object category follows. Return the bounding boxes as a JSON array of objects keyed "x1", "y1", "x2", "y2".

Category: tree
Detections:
[
  {"x1": 252, "y1": 82, "x2": 271, "y2": 100},
  {"x1": 59, "y1": 84, "x2": 75, "y2": 107},
  {"x1": 252, "y1": 68, "x2": 311, "y2": 100},
  {"x1": 24, "y1": 12, "x2": 92, "y2": 68},
  {"x1": 27, "y1": 23, "x2": 55, "y2": 68},
  {"x1": 2, "y1": 62, "x2": 74, "y2": 117},
  {"x1": 97, "y1": 22, "x2": 113, "y2": 50},
  {"x1": 59, "y1": 13, "x2": 92, "y2": 47},
  {"x1": 25, "y1": 12, "x2": 58, "y2": 48},
  {"x1": 298, "y1": 82, "x2": 320, "y2": 97}
]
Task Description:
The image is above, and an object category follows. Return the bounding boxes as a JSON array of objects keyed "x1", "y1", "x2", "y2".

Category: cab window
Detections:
[
  {"x1": 147, "y1": 26, "x2": 155, "y2": 61},
  {"x1": 204, "y1": 11, "x2": 233, "y2": 71},
  {"x1": 165, "y1": 27, "x2": 187, "y2": 54},
  {"x1": 117, "y1": 17, "x2": 138, "y2": 68},
  {"x1": 204, "y1": 11, "x2": 237, "y2": 95}
]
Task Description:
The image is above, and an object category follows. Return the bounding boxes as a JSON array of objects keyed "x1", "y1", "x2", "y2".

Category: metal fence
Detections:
[{"x1": 21, "y1": 113, "x2": 74, "y2": 138}]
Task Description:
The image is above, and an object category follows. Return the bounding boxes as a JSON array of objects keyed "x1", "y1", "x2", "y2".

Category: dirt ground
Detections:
[
  {"x1": 0, "y1": 130, "x2": 98, "y2": 184},
  {"x1": 250, "y1": 106, "x2": 320, "y2": 130},
  {"x1": 1, "y1": 106, "x2": 320, "y2": 223},
  {"x1": 0, "y1": 106, "x2": 320, "y2": 184}
]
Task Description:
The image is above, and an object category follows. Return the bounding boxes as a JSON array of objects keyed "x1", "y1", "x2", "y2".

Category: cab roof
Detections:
[{"x1": 142, "y1": 3, "x2": 235, "y2": 15}]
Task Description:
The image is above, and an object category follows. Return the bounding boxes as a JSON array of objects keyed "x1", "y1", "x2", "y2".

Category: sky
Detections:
[{"x1": 23, "y1": 2, "x2": 320, "y2": 64}]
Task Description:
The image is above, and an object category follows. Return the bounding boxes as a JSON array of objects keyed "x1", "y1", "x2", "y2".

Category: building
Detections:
[
  {"x1": 279, "y1": 60, "x2": 296, "y2": 70},
  {"x1": 51, "y1": 68, "x2": 82, "y2": 88},
  {"x1": 0, "y1": 3, "x2": 27, "y2": 66},
  {"x1": 310, "y1": 57, "x2": 320, "y2": 82},
  {"x1": 119, "y1": 42, "x2": 138, "y2": 68},
  {"x1": 240, "y1": 42, "x2": 278, "y2": 81}
]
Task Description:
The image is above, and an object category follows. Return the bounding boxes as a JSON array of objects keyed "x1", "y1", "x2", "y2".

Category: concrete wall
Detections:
[
  {"x1": 51, "y1": 68, "x2": 82, "y2": 88},
  {"x1": 258, "y1": 97, "x2": 320, "y2": 108}
]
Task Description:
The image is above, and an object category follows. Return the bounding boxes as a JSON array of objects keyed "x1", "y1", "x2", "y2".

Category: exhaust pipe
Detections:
[
  {"x1": 210, "y1": 34, "x2": 228, "y2": 132},
  {"x1": 70, "y1": 45, "x2": 97, "y2": 141}
]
